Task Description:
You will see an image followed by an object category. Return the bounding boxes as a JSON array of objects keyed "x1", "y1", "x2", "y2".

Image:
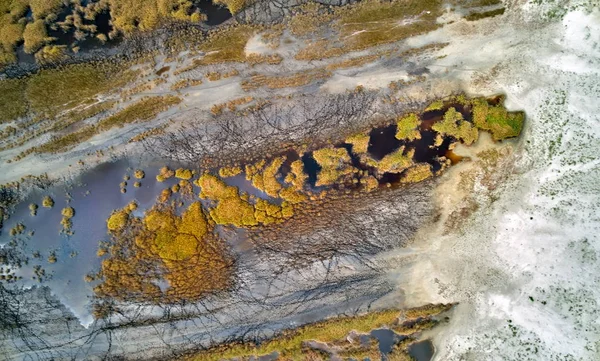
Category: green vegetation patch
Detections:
[
  {"x1": 432, "y1": 107, "x2": 479, "y2": 145},
  {"x1": 346, "y1": 133, "x2": 370, "y2": 154},
  {"x1": 0, "y1": 0, "x2": 64, "y2": 66},
  {"x1": 472, "y1": 97, "x2": 524, "y2": 140},
  {"x1": 249, "y1": 157, "x2": 285, "y2": 198},
  {"x1": 0, "y1": 78, "x2": 27, "y2": 122},
  {"x1": 108, "y1": 0, "x2": 204, "y2": 33},
  {"x1": 313, "y1": 147, "x2": 356, "y2": 186},
  {"x1": 196, "y1": 173, "x2": 256, "y2": 227},
  {"x1": 145, "y1": 202, "x2": 208, "y2": 261},
  {"x1": 0, "y1": 61, "x2": 139, "y2": 125},
  {"x1": 97, "y1": 94, "x2": 181, "y2": 131},
  {"x1": 42, "y1": 195, "x2": 54, "y2": 208},
  {"x1": 188, "y1": 309, "x2": 401, "y2": 361},
  {"x1": 218, "y1": 166, "x2": 243, "y2": 178},
  {"x1": 395, "y1": 113, "x2": 421, "y2": 141},
  {"x1": 22, "y1": 19, "x2": 48, "y2": 54},
  {"x1": 365, "y1": 146, "x2": 415, "y2": 174},
  {"x1": 0, "y1": 20, "x2": 24, "y2": 55},
  {"x1": 424, "y1": 99, "x2": 444, "y2": 111},
  {"x1": 401, "y1": 163, "x2": 433, "y2": 183},
  {"x1": 107, "y1": 209, "x2": 130, "y2": 232},
  {"x1": 156, "y1": 166, "x2": 175, "y2": 182},
  {"x1": 97, "y1": 201, "x2": 233, "y2": 304},
  {"x1": 175, "y1": 168, "x2": 194, "y2": 180},
  {"x1": 26, "y1": 63, "x2": 122, "y2": 116},
  {"x1": 283, "y1": 159, "x2": 307, "y2": 191},
  {"x1": 186, "y1": 304, "x2": 455, "y2": 361}
]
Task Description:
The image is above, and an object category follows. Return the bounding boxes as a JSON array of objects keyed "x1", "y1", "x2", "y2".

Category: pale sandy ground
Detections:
[{"x1": 383, "y1": 4, "x2": 600, "y2": 360}]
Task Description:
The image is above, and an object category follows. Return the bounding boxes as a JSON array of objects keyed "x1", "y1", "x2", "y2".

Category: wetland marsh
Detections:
[{"x1": 1, "y1": 0, "x2": 596, "y2": 360}]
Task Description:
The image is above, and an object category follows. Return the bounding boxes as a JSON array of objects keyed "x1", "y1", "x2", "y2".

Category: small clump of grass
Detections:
[
  {"x1": 424, "y1": 99, "x2": 444, "y2": 111},
  {"x1": 432, "y1": 107, "x2": 478, "y2": 145},
  {"x1": 313, "y1": 147, "x2": 356, "y2": 186},
  {"x1": 364, "y1": 146, "x2": 415, "y2": 174},
  {"x1": 403, "y1": 303, "x2": 455, "y2": 319},
  {"x1": 9, "y1": 223, "x2": 25, "y2": 237},
  {"x1": 196, "y1": 173, "x2": 257, "y2": 227},
  {"x1": 362, "y1": 175, "x2": 379, "y2": 192},
  {"x1": 60, "y1": 206, "x2": 75, "y2": 234},
  {"x1": 42, "y1": 196, "x2": 54, "y2": 208},
  {"x1": 218, "y1": 166, "x2": 243, "y2": 178},
  {"x1": 401, "y1": 163, "x2": 433, "y2": 183},
  {"x1": 283, "y1": 160, "x2": 307, "y2": 191},
  {"x1": 129, "y1": 124, "x2": 167, "y2": 143},
  {"x1": 395, "y1": 113, "x2": 421, "y2": 141},
  {"x1": 170, "y1": 78, "x2": 203, "y2": 91},
  {"x1": 29, "y1": 203, "x2": 38, "y2": 216},
  {"x1": 294, "y1": 40, "x2": 345, "y2": 61},
  {"x1": 175, "y1": 168, "x2": 193, "y2": 180},
  {"x1": 325, "y1": 53, "x2": 382, "y2": 71},
  {"x1": 471, "y1": 97, "x2": 524, "y2": 140},
  {"x1": 250, "y1": 157, "x2": 285, "y2": 198},
  {"x1": 346, "y1": 133, "x2": 370, "y2": 154},
  {"x1": 61, "y1": 206, "x2": 75, "y2": 218},
  {"x1": 107, "y1": 209, "x2": 130, "y2": 232},
  {"x1": 156, "y1": 166, "x2": 175, "y2": 182}
]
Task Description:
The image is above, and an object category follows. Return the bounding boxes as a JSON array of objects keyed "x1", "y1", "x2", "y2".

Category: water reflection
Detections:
[
  {"x1": 408, "y1": 339, "x2": 435, "y2": 361},
  {"x1": 0, "y1": 159, "x2": 183, "y2": 325}
]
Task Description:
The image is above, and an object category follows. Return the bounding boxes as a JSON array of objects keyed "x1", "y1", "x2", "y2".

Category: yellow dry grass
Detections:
[
  {"x1": 401, "y1": 163, "x2": 433, "y2": 183},
  {"x1": 336, "y1": 0, "x2": 443, "y2": 52},
  {"x1": 241, "y1": 69, "x2": 332, "y2": 91},
  {"x1": 395, "y1": 113, "x2": 421, "y2": 141},
  {"x1": 35, "y1": 96, "x2": 181, "y2": 154},
  {"x1": 198, "y1": 25, "x2": 259, "y2": 64},
  {"x1": 313, "y1": 147, "x2": 356, "y2": 186}
]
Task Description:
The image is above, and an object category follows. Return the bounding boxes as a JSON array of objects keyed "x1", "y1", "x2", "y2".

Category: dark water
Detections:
[
  {"x1": 371, "y1": 328, "x2": 398, "y2": 354},
  {"x1": 47, "y1": 9, "x2": 117, "y2": 51},
  {"x1": 408, "y1": 340, "x2": 435, "y2": 361},
  {"x1": 196, "y1": 0, "x2": 232, "y2": 26},
  {"x1": 301, "y1": 152, "x2": 321, "y2": 188},
  {"x1": 15, "y1": 45, "x2": 36, "y2": 64},
  {"x1": 225, "y1": 173, "x2": 280, "y2": 204},
  {"x1": 368, "y1": 124, "x2": 403, "y2": 160}
]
